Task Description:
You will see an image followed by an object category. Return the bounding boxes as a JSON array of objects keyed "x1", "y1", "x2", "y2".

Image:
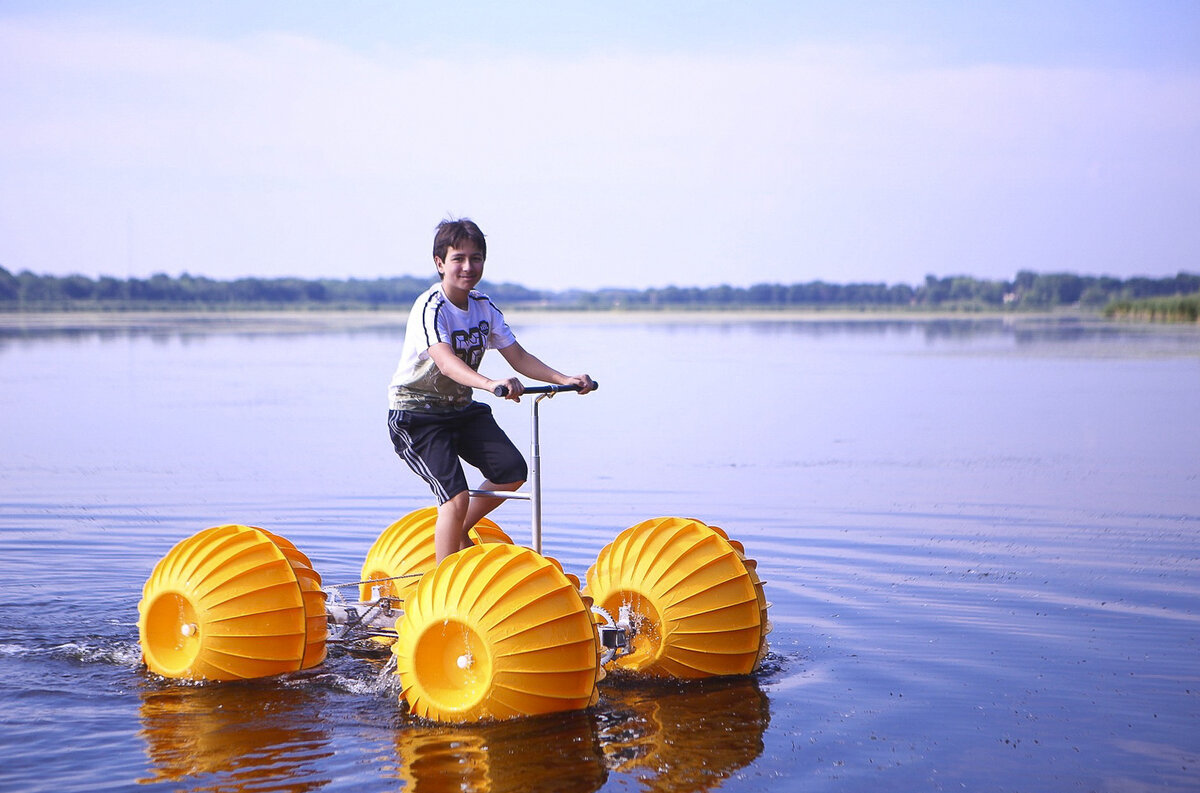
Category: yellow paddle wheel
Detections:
[
  {"x1": 391, "y1": 542, "x2": 602, "y2": 722},
  {"x1": 358, "y1": 506, "x2": 513, "y2": 606},
  {"x1": 583, "y1": 517, "x2": 770, "y2": 678},
  {"x1": 137, "y1": 524, "x2": 326, "y2": 681}
]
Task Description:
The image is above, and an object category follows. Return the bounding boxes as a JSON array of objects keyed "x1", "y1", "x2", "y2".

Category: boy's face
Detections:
[{"x1": 435, "y1": 241, "x2": 485, "y2": 294}]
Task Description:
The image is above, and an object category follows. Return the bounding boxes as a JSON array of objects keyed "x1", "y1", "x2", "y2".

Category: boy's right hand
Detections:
[{"x1": 489, "y1": 377, "x2": 525, "y2": 401}]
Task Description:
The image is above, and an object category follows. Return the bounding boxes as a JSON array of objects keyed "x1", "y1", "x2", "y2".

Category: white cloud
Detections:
[{"x1": 1, "y1": 19, "x2": 1197, "y2": 289}]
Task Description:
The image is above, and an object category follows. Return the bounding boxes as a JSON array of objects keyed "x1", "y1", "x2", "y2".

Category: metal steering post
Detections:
[{"x1": 476, "y1": 382, "x2": 597, "y2": 554}]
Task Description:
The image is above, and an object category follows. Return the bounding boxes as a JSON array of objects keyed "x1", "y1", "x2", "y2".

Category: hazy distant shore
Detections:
[
  {"x1": 0, "y1": 306, "x2": 1110, "y2": 335},
  {"x1": 0, "y1": 309, "x2": 408, "y2": 335}
]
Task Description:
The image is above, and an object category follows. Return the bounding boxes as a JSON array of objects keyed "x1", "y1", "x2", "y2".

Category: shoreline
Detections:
[
  {"x1": 0, "y1": 306, "x2": 1114, "y2": 334},
  {"x1": 0, "y1": 309, "x2": 409, "y2": 334}
]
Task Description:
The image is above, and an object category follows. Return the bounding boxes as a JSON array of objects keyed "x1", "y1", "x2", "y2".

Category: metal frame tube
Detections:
[
  {"x1": 530, "y1": 392, "x2": 551, "y2": 554},
  {"x1": 472, "y1": 385, "x2": 591, "y2": 554}
]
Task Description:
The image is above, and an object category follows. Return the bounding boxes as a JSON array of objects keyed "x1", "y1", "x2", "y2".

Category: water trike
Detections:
[{"x1": 137, "y1": 384, "x2": 771, "y2": 722}]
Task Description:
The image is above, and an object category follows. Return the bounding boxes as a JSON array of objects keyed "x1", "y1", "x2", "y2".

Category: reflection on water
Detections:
[
  {"x1": 391, "y1": 709, "x2": 606, "y2": 793},
  {"x1": 4, "y1": 312, "x2": 1197, "y2": 350},
  {"x1": 599, "y1": 676, "x2": 770, "y2": 793},
  {"x1": 386, "y1": 674, "x2": 768, "y2": 793},
  {"x1": 139, "y1": 682, "x2": 334, "y2": 792},
  {"x1": 0, "y1": 313, "x2": 405, "y2": 347},
  {"x1": 137, "y1": 671, "x2": 769, "y2": 793}
]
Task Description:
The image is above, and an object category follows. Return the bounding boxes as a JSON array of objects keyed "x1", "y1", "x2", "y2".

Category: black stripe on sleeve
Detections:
[{"x1": 421, "y1": 291, "x2": 445, "y2": 348}]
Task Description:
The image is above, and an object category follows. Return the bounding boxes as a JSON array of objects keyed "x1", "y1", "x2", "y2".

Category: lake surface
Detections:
[{"x1": 1, "y1": 312, "x2": 1197, "y2": 792}]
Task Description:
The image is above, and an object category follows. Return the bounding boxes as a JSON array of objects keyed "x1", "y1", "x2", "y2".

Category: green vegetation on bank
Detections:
[
  {"x1": 1105, "y1": 291, "x2": 1200, "y2": 323},
  {"x1": 1, "y1": 265, "x2": 1197, "y2": 317}
]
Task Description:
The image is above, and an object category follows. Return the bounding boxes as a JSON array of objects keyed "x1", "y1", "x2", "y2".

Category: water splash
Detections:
[{"x1": 2, "y1": 640, "x2": 143, "y2": 668}]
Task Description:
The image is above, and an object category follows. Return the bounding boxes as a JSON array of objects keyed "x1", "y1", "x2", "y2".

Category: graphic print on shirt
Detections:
[{"x1": 449, "y1": 320, "x2": 491, "y2": 369}]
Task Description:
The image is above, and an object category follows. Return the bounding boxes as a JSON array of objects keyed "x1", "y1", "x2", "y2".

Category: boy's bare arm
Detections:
[
  {"x1": 427, "y1": 342, "x2": 522, "y2": 397},
  {"x1": 499, "y1": 342, "x2": 595, "y2": 393}
]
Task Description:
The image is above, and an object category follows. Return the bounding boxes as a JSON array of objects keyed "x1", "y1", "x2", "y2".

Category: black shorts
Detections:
[{"x1": 388, "y1": 402, "x2": 528, "y2": 504}]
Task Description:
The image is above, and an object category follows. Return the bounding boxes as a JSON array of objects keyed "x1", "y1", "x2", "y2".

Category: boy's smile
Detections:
[{"x1": 436, "y1": 242, "x2": 485, "y2": 307}]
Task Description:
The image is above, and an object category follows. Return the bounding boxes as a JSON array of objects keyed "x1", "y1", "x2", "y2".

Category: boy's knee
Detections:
[
  {"x1": 439, "y1": 488, "x2": 470, "y2": 510},
  {"x1": 489, "y1": 458, "x2": 527, "y2": 486},
  {"x1": 506, "y1": 461, "x2": 529, "y2": 485}
]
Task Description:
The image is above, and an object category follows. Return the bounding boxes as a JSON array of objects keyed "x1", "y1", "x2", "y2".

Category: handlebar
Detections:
[{"x1": 492, "y1": 381, "x2": 599, "y2": 398}]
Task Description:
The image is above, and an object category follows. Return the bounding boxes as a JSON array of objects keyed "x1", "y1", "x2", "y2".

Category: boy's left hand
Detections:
[{"x1": 566, "y1": 374, "x2": 596, "y2": 394}]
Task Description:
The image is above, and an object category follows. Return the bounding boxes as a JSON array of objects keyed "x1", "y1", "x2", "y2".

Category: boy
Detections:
[{"x1": 388, "y1": 218, "x2": 595, "y2": 561}]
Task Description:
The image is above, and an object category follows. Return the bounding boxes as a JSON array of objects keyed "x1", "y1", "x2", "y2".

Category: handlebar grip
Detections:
[{"x1": 492, "y1": 381, "x2": 598, "y2": 398}]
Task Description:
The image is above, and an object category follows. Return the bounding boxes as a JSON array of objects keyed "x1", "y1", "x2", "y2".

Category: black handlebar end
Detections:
[{"x1": 492, "y1": 381, "x2": 598, "y2": 398}]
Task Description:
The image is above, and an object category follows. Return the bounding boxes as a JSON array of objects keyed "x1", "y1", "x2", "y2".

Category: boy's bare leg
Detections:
[
  {"x1": 434, "y1": 480, "x2": 525, "y2": 562},
  {"x1": 463, "y1": 478, "x2": 525, "y2": 530},
  {"x1": 434, "y1": 491, "x2": 472, "y2": 562}
]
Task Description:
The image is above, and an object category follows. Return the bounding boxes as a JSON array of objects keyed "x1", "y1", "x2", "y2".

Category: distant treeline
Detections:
[
  {"x1": 0, "y1": 267, "x2": 540, "y2": 310},
  {"x1": 1, "y1": 265, "x2": 1197, "y2": 313}
]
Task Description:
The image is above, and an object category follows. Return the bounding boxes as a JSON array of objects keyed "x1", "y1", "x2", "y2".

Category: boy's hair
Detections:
[{"x1": 432, "y1": 218, "x2": 487, "y2": 263}]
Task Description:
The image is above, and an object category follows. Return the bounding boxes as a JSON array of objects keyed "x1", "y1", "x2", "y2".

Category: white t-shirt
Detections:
[{"x1": 388, "y1": 284, "x2": 517, "y2": 412}]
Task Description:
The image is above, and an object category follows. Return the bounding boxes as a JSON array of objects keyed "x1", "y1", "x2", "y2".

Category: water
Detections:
[{"x1": 1, "y1": 312, "x2": 1197, "y2": 791}]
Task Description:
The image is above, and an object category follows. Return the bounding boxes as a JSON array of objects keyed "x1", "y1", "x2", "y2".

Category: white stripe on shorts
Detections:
[{"x1": 390, "y1": 412, "x2": 449, "y2": 504}]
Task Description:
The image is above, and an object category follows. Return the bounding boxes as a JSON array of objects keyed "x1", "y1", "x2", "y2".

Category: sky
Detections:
[{"x1": 1, "y1": 1, "x2": 1198, "y2": 291}]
